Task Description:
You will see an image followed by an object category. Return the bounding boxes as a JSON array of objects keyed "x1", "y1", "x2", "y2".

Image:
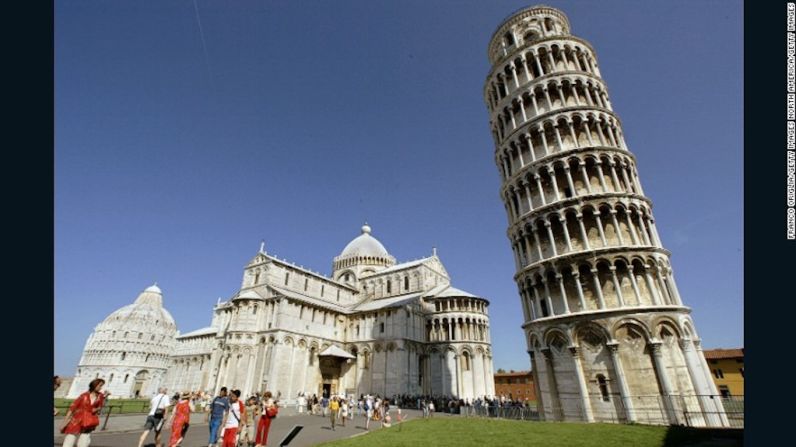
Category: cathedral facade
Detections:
[
  {"x1": 484, "y1": 5, "x2": 728, "y2": 426},
  {"x1": 69, "y1": 225, "x2": 495, "y2": 402}
]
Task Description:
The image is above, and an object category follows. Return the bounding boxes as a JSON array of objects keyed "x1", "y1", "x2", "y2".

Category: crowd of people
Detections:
[
  {"x1": 58, "y1": 379, "x2": 281, "y2": 447},
  {"x1": 58, "y1": 376, "x2": 531, "y2": 447}
]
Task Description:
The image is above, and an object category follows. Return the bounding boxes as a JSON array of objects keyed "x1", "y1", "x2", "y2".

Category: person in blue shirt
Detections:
[
  {"x1": 321, "y1": 395, "x2": 329, "y2": 417},
  {"x1": 206, "y1": 387, "x2": 229, "y2": 447}
]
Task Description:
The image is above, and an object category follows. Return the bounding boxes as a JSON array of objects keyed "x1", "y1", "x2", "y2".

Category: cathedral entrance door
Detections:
[{"x1": 322, "y1": 383, "x2": 331, "y2": 398}]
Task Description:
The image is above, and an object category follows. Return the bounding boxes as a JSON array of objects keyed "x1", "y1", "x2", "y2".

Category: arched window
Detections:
[
  {"x1": 462, "y1": 352, "x2": 471, "y2": 371},
  {"x1": 121, "y1": 352, "x2": 126, "y2": 361},
  {"x1": 138, "y1": 333, "x2": 143, "y2": 339},
  {"x1": 356, "y1": 325, "x2": 360, "y2": 337},
  {"x1": 404, "y1": 276, "x2": 409, "y2": 291},
  {"x1": 109, "y1": 373, "x2": 114, "y2": 382},
  {"x1": 309, "y1": 348, "x2": 315, "y2": 366},
  {"x1": 124, "y1": 332, "x2": 129, "y2": 338},
  {"x1": 284, "y1": 272, "x2": 290, "y2": 286},
  {"x1": 597, "y1": 374, "x2": 610, "y2": 401},
  {"x1": 124, "y1": 374, "x2": 129, "y2": 383},
  {"x1": 254, "y1": 272, "x2": 260, "y2": 284},
  {"x1": 504, "y1": 31, "x2": 515, "y2": 46},
  {"x1": 253, "y1": 305, "x2": 257, "y2": 315},
  {"x1": 386, "y1": 280, "x2": 392, "y2": 294}
]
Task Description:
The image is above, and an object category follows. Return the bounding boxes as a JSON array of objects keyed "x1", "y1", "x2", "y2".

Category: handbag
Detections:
[
  {"x1": 153, "y1": 395, "x2": 166, "y2": 419},
  {"x1": 266, "y1": 406, "x2": 278, "y2": 419}
]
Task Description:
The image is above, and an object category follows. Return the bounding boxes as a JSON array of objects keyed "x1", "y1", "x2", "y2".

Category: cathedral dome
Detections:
[{"x1": 339, "y1": 224, "x2": 391, "y2": 258}]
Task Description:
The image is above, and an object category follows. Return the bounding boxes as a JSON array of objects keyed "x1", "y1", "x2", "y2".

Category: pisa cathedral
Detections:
[
  {"x1": 68, "y1": 225, "x2": 496, "y2": 401},
  {"x1": 485, "y1": 6, "x2": 728, "y2": 426}
]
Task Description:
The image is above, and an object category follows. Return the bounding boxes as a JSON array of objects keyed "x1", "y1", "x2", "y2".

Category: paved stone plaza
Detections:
[{"x1": 54, "y1": 408, "x2": 423, "y2": 447}]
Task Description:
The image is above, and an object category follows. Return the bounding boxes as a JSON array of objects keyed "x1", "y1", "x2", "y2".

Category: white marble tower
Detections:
[{"x1": 484, "y1": 5, "x2": 727, "y2": 426}]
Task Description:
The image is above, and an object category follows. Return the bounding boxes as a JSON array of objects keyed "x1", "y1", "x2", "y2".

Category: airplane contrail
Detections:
[{"x1": 192, "y1": 0, "x2": 214, "y2": 86}]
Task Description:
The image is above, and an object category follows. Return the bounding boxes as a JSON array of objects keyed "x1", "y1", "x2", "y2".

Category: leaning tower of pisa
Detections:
[{"x1": 484, "y1": 6, "x2": 728, "y2": 426}]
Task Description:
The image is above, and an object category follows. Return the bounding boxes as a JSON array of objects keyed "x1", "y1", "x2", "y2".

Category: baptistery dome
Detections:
[{"x1": 67, "y1": 284, "x2": 178, "y2": 398}]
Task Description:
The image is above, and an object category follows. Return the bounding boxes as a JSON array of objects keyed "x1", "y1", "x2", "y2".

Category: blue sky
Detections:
[{"x1": 55, "y1": 0, "x2": 743, "y2": 375}]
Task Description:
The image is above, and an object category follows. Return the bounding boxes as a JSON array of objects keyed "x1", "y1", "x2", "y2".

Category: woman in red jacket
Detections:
[
  {"x1": 168, "y1": 392, "x2": 193, "y2": 447},
  {"x1": 60, "y1": 378, "x2": 108, "y2": 447}
]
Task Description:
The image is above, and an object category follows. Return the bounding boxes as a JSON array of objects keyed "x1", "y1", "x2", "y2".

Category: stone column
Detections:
[
  {"x1": 543, "y1": 88, "x2": 554, "y2": 112},
  {"x1": 541, "y1": 348, "x2": 563, "y2": 420},
  {"x1": 666, "y1": 269, "x2": 684, "y2": 306},
  {"x1": 528, "y1": 350, "x2": 545, "y2": 420},
  {"x1": 535, "y1": 174, "x2": 547, "y2": 206},
  {"x1": 539, "y1": 126, "x2": 550, "y2": 155},
  {"x1": 625, "y1": 212, "x2": 640, "y2": 245},
  {"x1": 579, "y1": 162, "x2": 592, "y2": 194},
  {"x1": 545, "y1": 220, "x2": 558, "y2": 257},
  {"x1": 567, "y1": 121, "x2": 578, "y2": 149},
  {"x1": 542, "y1": 277, "x2": 556, "y2": 316},
  {"x1": 525, "y1": 133, "x2": 537, "y2": 162},
  {"x1": 693, "y1": 339, "x2": 730, "y2": 426},
  {"x1": 532, "y1": 226, "x2": 544, "y2": 260},
  {"x1": 610, "y1": 210, "x2": 625, "y2": 245},
  {"x1": 649, "y1": 342, "x2": 680, "y2": 425},
  {"x1": 576, "y1": 214, "x2": 591, "y2": 250},
  {"x1": 594, "y1": 213, "x2": 608, "y2": 247},
  {"x1": 680, "y1": 338, "x2": 723, "y2": 427},
  {"x1": 609, "y1": 266, "x2": 625, "y2": 307},
  {"x1": 591, "y1": 268, "x2": 607, "y2": 309},
  {"x1": 572, "y1": 270, "x2": 587, "y2": 311},
  {"x1": 628, "y1": 266, "x2": 643, "y2": 306},
  {"x1": 594, "y1": 161, "x2": 608, "y2": 192},
  {"x1": 569, "y1": 346, "x2": 595, "y2": 422},
  {"x1": 524, "y1": 181, "x2": 534, "y2": 211},
  {"x1": 606, "y1": 342, "x2": 637, "y2": 423},
  {"x1": 556, "y1": 273, "x2": 571, "y2": 314},
  {"x1": 637, "y1": 213, "x2": 653, "y2": 245},
  {"x1": 644, "y1": 265, "x2": 662, "y2": 305},
  {"x1": 564, "y1": 165, "x2": 577, "y2": 195},
  {"x1": 559, "y1": 215, "x2": 573, "y2": 252},
  {"x1": 548, "y1": 167, "x2": 562, "y2": 201}
]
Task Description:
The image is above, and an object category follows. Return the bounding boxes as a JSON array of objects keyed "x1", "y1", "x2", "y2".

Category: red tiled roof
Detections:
[
  {"x1": 703, "y1": 348, "x2": 744, "y2": 360},
  {"x1": 494, "y1": 371, "x2": 532, "y2": 377}
]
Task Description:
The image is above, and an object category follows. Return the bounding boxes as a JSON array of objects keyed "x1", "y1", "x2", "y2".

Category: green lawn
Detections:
[
  {"x1": 317, "y1": 417, "x2": 743, "y2": 447},
  {"x1": 54, "y1": 398, "x2": 152, "y2": 415}
]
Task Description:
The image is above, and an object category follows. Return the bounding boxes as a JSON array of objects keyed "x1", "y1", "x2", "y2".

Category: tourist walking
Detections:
[
  {"x1": 255, "y1": 391, "x2": 277, "y2": 447},
  {"x1": 60, "y1": 378, "x2": 108, "y2": 447},
  {"x1": 297, "y1": 393, "x2": 306, "y2": 414},
  {"x1": 428, "y1": 400, "x2": 435, "y2": 417},
  {"x1": 321, "y1": 394, "x2": 329, "y2": 417},
  {"x1": 329, "y1": 396, "x2": 340, "y2": 431},
  {"x1": 167, "y1": 392, "x2": 193, "y2": 447},
  {"x1": 381, "y1": 400, "x2": 391, "y2": 428},
  {"x1": 54, "y1": 376, "x2": 63, "y2": 416},
  {"x1": 138, "y1": 387, "x2": 171, "y2": 447},
  {"x1": 220, "y1": 390, "x2": 244, "y2": 447},
  {"x1": 242, "y1": 396, "x2": 260, "y2": 447},
  {"x1": 340, "y1": 398, "x2": 348, "y2": 427},
  {"x1": 206, "y1": 387, "x2": 230, "y2": 447},
  {"x1": 364, "y1": 395, "x2": 373, "y2": 430}
]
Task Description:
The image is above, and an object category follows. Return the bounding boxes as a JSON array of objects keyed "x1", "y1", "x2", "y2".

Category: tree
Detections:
[{"x1": 497, "y1": 368, "x2": 506, "y2": 374}]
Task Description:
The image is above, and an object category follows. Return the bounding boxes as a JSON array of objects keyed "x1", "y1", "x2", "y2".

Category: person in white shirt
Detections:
[
  {"x1": 138, "y1": 387, "x2": 171, "y2": 447},
  {"x1": 220, "y1": 390, "x2": 245, "y2": 447}
]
